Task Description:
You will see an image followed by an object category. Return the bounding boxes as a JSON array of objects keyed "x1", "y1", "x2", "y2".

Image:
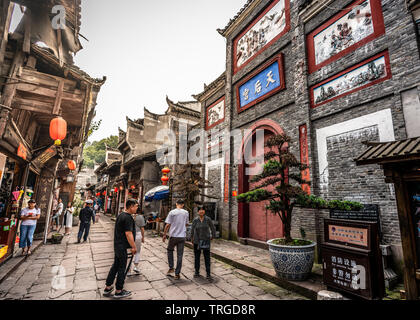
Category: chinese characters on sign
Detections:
[
  {"x1": 329, "y1": 225, "x2": 368, "y2": 247},
  {"x1": 299, "y1": 124, "x2": 311, "y2": 195},
  {"x1": 330, "y1": 254, "x2": 360, "y2": 290},
  {"x1": 238, "y1": 58, "x2": 284, "y2": 111},
  {"x1": 17, "y1": 143, "x2": 27, "y2": 160}
]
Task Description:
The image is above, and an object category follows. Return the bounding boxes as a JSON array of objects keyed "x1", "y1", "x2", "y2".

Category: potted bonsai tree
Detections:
[{"x1": 237, "y1": 133, "x2": 362, "y2": 281}]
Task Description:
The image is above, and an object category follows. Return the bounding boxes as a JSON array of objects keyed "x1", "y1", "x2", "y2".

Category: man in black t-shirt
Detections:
[{"x1": 103, "y1": 199, "x2": 138, "y2": 299}]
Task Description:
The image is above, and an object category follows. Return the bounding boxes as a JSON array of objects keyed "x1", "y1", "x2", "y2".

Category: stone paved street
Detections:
[{"x1": 0, "y1": 213, "x2": 306, "y2": 300}]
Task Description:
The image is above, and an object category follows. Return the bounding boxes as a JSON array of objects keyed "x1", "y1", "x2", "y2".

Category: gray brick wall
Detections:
[{"x1": 198, "y1": 0, "x2": 420, "y2": 259}]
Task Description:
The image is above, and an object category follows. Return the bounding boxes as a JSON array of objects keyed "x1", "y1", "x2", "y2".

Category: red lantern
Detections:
[
  {"x1": 67, "y1": 160, "x2": 76, "y2": 171},
  {"x1": 114, "y1": 187, "x2": 118, "y2": 193},
  {"x1": 161, "y1": 176, "x2": 169, "y2": 185},
  {"x1": 162, "y1": 167, "x2": 171, "y2": 175},
  {"x1": 102, "y1": 191, "x2": 106, "y2": 196},
  {"x1": 232, "y1": 190, "x2": 238, "y2": 197},
  {"x1": 49, "y1": 117, "x2": 67, "y2": 146},
  {"x1": 130, "y1": 185, "x2": 136, "y2": 190}
]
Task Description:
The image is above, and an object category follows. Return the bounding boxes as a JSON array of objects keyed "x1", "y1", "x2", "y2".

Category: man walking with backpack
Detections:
[{"x1": 162, "y1": 199, "x2": 189, "y2": 280}]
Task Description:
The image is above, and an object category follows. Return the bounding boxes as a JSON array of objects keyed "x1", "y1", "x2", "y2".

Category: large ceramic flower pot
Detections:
[{"x1": 267, "y1": 239, "x2": 316, "y2": 281}]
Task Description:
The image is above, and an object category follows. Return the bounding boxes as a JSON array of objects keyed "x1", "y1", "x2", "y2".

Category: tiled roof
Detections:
[
  {"x1": 31, "y1": 45, "x2": 106, "y2": 86},
  {"x1": 355, "y1": 137, "x2": 420, "y2": 165},
  {"x1": 217, "y1": 0, "x2": 255, "y2": 36},
  {"x1": 192, "y1": 72, "x2": 226, "y2": 101}
]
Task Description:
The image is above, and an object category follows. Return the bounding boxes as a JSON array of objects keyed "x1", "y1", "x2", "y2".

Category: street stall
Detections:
[
  {"x1": 0, "y1": 151, "x2": 32, "y2": 265},
  {"x1": 144, "y1": 186, "x2": 169, "y2": 235}
]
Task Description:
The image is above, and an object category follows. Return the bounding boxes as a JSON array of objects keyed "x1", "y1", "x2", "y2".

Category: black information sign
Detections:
[
  {"x1": 330, "y1": 204, "x2": 380, "y2": 222},
  {"x1": 321, "y1": 219, "x2": 385, "y2": 300}
]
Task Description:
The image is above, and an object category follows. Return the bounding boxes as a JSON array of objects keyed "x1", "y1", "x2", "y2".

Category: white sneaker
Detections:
[{"x1": 133, "y1": 266, "x2": 140, "y2": 274}]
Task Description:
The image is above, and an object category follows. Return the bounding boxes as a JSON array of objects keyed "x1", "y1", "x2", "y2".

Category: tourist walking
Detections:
[
  {"x1": 191, "y1": 206, "x2": 216, "y2": 282},
  {"x1": 77, "y1": 199, "x2": 95, "y2": 243},
  {"x1": 163, "y1": 199, "x2": 189, "y2": 280},
  {"x1": 103, "y1": 199, "x2": 138, "y2": 299},
  {"x1": 129, "y1": 212, "x2": 146, "y2": 275},
  {"x1": 51, "y1": 198, "x2": 63, "y2": 231},
  {"x1": 63, "y1": 202, "x2": 74, "y2": 235},
  {"x1": 19, "y1": 199, "x2": 41, "y2": 256}
]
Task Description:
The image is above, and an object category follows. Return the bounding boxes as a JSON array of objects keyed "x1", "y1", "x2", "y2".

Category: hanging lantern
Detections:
[
  {"x1": 49, "y1": 117, "x2": 67, "y2": 146},
  {"x1": 114, "y1": 187, "x2": 118, "y2": 193},
  {"x1": 67, "y1": 160, "x2": 76, "y2": 171},
  {"x1": 161, "y1": 167, "x2": 171, "y2": 186},
  {"x1": 119, "y1": 186, "x2": 124, "y2": 191},
  {"x1": 102, "y1": 191, "x2": 106, "y2": 196},
  {"x1": 161, "y1": 175, "x2": 169, "y2": 186},
  {"x1": 232, "y1": 190, "x2": 238, "y2": 197}
]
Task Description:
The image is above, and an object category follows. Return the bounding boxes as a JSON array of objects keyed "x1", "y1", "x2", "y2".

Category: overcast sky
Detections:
[{"x1": 60, "y1": 0, "x2": 246, "y2": 142}]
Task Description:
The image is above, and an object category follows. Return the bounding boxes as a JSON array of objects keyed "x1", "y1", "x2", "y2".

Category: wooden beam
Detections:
[
  {"x1": 0, "y1": 1, "x2": 14, "y2": 64},
  {"x1": 12, "y1": 102, "x2": 53, "y2": 115},
  {"x1": 52, "y1": 79, "x2": 64, "y2": 115},
  {"x1": 416, "y1": 270, "x2": 420, "y2": 281},
  {"x1": 26, "y1": 56, "x2": 36, "y2": 69},
  {"x1": 23, "y1": 9, "x2": 31, "y2": 53},
  {"x1": 21, "y1": 68, "x2": 77, "y2": 91},
  {"x1": 16, "y1": 83, "x2": 84, "y2": 103}
]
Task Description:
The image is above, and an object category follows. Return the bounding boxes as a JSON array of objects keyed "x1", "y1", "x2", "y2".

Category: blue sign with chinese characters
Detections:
[{"x1": 239, "y1": 61, "x2": 282, "y2": 109}]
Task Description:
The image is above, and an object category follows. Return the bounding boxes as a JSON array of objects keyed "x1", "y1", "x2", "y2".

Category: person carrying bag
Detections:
[{"x1": 191, "y1": 206, "x2": 216, "y2": 282}]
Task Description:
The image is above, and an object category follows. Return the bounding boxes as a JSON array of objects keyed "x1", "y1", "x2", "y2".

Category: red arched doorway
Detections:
[{"x1": 238, "y1": 119, "x2": 285, "y2": 241}]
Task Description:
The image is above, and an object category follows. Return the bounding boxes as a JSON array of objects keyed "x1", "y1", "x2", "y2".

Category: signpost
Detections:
[
  {"x1": 31, "y1": 145, "x2": 57, "y2": 169},
  {"x1": 321, "y1": 219, "x2": 385, "y2": 300}
]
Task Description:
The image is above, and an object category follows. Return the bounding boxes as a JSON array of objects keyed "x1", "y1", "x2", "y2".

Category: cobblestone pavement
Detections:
[{"x1": 0, "y1": 213, "x2": 306, "y2": 300}]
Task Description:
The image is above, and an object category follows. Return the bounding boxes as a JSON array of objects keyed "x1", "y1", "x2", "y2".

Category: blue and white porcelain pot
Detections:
[{"x1": 267, "y1": 239, "x2": 316, "y2": 281}]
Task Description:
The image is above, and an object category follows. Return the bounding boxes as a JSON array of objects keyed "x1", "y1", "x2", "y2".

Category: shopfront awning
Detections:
[{"x1": 144, "y1": 186, "x2": 169, "y2": 202}]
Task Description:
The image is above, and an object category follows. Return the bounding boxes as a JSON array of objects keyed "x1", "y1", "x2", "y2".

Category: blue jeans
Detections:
[
  {"x1": 78, "y1": 222, "x2": 91, "y2": 242},
  {"x1": 19, "y1": 224, "x2": 36, "y2": 249}
]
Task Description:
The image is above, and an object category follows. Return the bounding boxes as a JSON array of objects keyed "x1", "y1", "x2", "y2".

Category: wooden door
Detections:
[{"x1": 247, "y1": 131, "x2": 284, "y2": 242}]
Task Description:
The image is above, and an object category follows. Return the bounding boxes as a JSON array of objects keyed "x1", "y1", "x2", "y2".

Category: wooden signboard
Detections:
[
  {"x1": 330, "y1": 204, "x2": 380, "y2": 222},
  {"x1": 322, "y1": 219, "x2": 385, "y2": 300},
  {"x1": 31, "y1": 145, "x2": 57, "y2": 169}
]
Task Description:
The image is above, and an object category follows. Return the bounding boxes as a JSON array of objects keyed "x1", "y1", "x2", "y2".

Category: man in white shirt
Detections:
[{"x1": 163, "y1": 199, "x2": 189, "y2": 280}]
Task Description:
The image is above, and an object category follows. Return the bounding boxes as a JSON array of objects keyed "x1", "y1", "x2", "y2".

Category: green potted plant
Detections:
[
  {"x1": 237, "y1": 134, "x2": 362, "y2": 281},
  {"x1": 51, "y1": 233, "x2": 64, "y2": 244}
]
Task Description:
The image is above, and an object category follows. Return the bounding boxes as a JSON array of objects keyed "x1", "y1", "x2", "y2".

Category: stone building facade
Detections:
[
  {"x1": 194, "y1": 0, "x2": 420, "y2": 268},
  {"x1": 109, "y1": 97, "x2": 201, "y2": 215}
]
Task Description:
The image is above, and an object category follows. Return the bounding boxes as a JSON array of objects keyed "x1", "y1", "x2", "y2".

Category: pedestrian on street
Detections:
[
  {"x1": 19, "y1": 199, "x2": 41, "y2": 256},
  {"x1": 77, "y1": 199, "x2": 95, "y2": 243},
  {"x1": 103, "y1": 199, "x2": 138, "y2": 299},
  {"x1": 63, "y1": 202, "x2": 74, "y2": 236},
  {"x1": 51, "y1": 198, "x2": 63, "y2": 231},
  {"x1": 191, "y1": 206, "x2": 216, "y2": 282},
  {"x1": 163, "y1": 199, "x2": 189, "y2": 280},
  {"x1": 129, "y1": 211, "x2": 146, "y2": 275}
]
